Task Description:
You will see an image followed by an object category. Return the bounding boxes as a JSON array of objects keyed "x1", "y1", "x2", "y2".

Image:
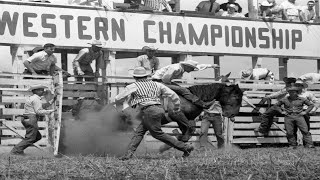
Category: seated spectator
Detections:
[
  {"x1": 221, "y1": 4, "x2": 245, "y2": 18},
  {"x1": 196, "y1": 0, "x2": 220, "y2": 15},
  {"x1": 142, "y1": 0, "x2": 172, "y2": 12},
  {"x1": 259, "y1": 0, "x2": 276, "y2": 18},
  {"x1": 240, "y1": 67, "x2": 275, "y2": 82},
  {"x1": 280, "y1": 0, "x2": 301, "y2": 22},
  {"x1": 300, "y1": 1, "x2": 316, "y2": 23},
  {"x1": 220, "y1": 0, "x2": 242, "y2": 13}
]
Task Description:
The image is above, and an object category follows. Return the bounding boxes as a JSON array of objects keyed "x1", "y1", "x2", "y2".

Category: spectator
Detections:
[
  {"x1": 259, "y1": 0, "x2": 276, "y2": 18},
  {"x1": 198, "y1": 101, "x2": 224, "y2": 149},
  {"x1": 220, "y1": 0, "x2": 242, "y2": 13},
  {"x1": 221, "y1": 3, "x2": 245, "y2": 17},
  {"x1": 298, "y1": 73, "x2": 320, "y2": 83},
  {"x1": 280, "y1": 0, "x2": 301, "y2": 21},
  {"x1": 23, "y1": 43, "x2": 62, "y2": 76},
  {"x1": 142, "y1": 0, "x2": 172, "y2": 12},
  {"x1": 273, "y1": 83, "x2": 314, "y2": 149},
  {"x1": 73, "y1": 40, "x2": 103, "y2": 82},
  {"x1": 196, "y1": 0, "x2": 220, "y2": 14},
  {"x1": 300, "y1": 1, "x2": 316, "y2": 23},
  {"x1": 135, "y1": 46, "x2": 160, "y2": 73},
  {"x1": 240, "y1": 67, "x2": 274, "y2": 82}
]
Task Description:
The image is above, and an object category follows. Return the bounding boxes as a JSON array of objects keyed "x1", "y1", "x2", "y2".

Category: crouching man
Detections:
[
  {"x1": 11, "y1": 85, "x2": 55, "y2": 155},
  {"x1": 115, "y1": 67, "x2": 194, "y2": 160}
]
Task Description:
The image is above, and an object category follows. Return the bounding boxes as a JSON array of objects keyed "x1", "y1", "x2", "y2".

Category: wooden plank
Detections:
[
  {"x1": 0, "y1": 137, "x2": 48, "y2": 146},
  {"x1": 232, "y1": 135, "x2": 320, "y2": 144},
  {"x1": 238, "y1": 83, "x2": 284, "y2": 90},
  {"x1": 0, "y1": 78, "x2": 53, "y2": 86},
  {"x1": 2, "y1": 109, "x2": 25, "y2": 115},
  {"x1": 0, "y1": 73, "x2": 52, "y2": 79},
  {"x1": 234, "y1": 116, "x2": 320, "y2": 123},
  {"x1": 2, "y1": 129, "x2": 47, "y2": 136},
  {"x1": 145, "y1": 135, "x2": 217, "y2": 142},
  {"x1": 2, "y1": 97, "x2": 26, "y2": 103},
  {"x1": 63, "y1": 91, "x2": 98, "y2": 98},
  {"x1": 63, "y1": 84, "x2": 97, "y2": 91},
  {"x1": 0, "y1": 120, "x2": 47, "y2": 128},
  {"x1": 233, "y1": 129, "x2": 320, "y2": 136},
  {"x1": 2, "y1": 91, "x2": 31, "y2": 96}
]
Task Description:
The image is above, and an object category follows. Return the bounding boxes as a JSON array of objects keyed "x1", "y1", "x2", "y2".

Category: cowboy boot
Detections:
[{"x1": 119, "y1": 150, "x2": 134, "y2": 160}]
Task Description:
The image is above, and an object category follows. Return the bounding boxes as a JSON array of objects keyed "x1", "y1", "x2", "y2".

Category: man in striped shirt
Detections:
[
  {"x1": 143, "y1": 0, "x2": 172, "y2": 12},
  {"x1": 115, "y1": 67, "x2": 194, "y2": 160},
  {"x1": 11, "y1": 85, "x2": 55, "y2": 155}
]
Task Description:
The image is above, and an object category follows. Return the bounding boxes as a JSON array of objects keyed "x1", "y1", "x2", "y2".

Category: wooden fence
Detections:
[{"x1": 0, "y1": 73, "x2": 63, "y2": 153}]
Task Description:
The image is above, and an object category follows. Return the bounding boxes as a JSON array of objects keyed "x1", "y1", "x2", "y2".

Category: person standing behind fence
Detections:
[
  {"x1": 220, "y1": 0, "x2": 242, "y2": 13},
  {"x1": 273, "y1": 84, "x2": 315, "y2": 149},
  {"x1": 73, "y1": 40, "x2": 103, "y2": 82},
  {"x1": 280, "y1": 0, "x2": 301, "y2": 22},
  {"x1": 196, "y1": 0, "x2": 220, "y2": 15},
  {"x1": 221, "y1": 3, "x2": 245, "y2": 18},
  {"x1": 23, "y1": 43, "x2": 60, "y2": 76},
  {"x1": 135, "y1": 46, "x2": 160, "y2": 74},
  {"x1": 115, "y1": 67, "x2": 194, "y2": 160},
  {"x1": 142, "y1": 0, "x2": 172, "y2": 12},
  {"x1": 300, "y1": 1, "x2": 316, "y2": 23},
  {"x1": 10, "y1": 85, "x2": 55, "y2": 155}
]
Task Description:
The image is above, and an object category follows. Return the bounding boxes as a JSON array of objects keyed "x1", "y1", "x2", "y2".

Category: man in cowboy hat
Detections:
[
  {"x1": 73, "y1": 40, "x2": 103, "y2": 82},
  {"x1": 11, "y1": 85, "x2": 55, "y2": 155},
  {"x1": 274, "y1": 83, "x2": 314, "y2": 148},
  {"x1": 23, "y1": 43, "x2": 63, "y2": 76},
  {"x1": 135, "y1": 46, "x2": 160, "y2": 74},
  {"x1": 221, "y1": 3, "x2": 245, "y2": 17},
  {"x1": 240, "y1": 67, "x2": 275, "y2": 82},
  {"x1": 254, "y1": 77, "x2": 296, "y2": 135},
  {"x1": 115, "y1": 67, "x2": 194, "y2": 160}
]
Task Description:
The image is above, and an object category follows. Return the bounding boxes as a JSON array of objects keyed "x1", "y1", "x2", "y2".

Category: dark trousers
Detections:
[
  {"x1": 165, "y1": 83, "x2": 200, "y2": 104},
  {"x1": 126, "y1": 105, "x2": 189, "y2": 153},
  {"x1": 23, "y1": 69, "x2": 49, "y2": 75},
  {"x1": 11, "y1": 115, "x2": 42, "y2": 153},
  {"x1": 284, "y1": 115, "x2": 313, "y2": 146},
  {"x1": 74, "y1": 64, "x2": 94, "y2": 82},
  {"x1": 199, "y1": 114, "x2": 224, "y2": 148}
]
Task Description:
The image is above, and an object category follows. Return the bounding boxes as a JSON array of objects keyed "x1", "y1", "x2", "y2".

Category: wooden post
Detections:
[
  {"x1": 317, "y1": 59, "x2": 320, "y2": 73},
  {"x1": 174, "y1": 0, "x2": 180, "y2": 12},
  {"x1": 279, "y1": 58, "x2": 288, "y2": 80},
  {"x1": 105, "y1": 51, "x2": 116, "y2": 83},
  {"x1": 315, "y1": 0, "x2": 320, "y2": 22},
  {"x1": 252, "y1": 56, "x2": 262, "y2": 68},
  {"x1": 248, "y1": 0, "x2": 259, "y2": 19},
  {"x1": 214, "y1": 56, "x2": 220, "y2": 80},
  {"x1": 10, "y1": 45, "x2": 26, "y2": 74},
  {"x1": 61, "y1": 50, "x2": 68, "y2": 81}
]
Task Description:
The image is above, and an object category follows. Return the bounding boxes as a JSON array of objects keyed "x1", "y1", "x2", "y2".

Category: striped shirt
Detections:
[
  {"x1": 115, "y1": 79, "x2": 180, "y2": 111},
  {"x1": 24, "y1": 94, "x2": 53, "y2": 115},
  {"x1": 143, "y1": 0, "x2": 172, "y2": 12}
]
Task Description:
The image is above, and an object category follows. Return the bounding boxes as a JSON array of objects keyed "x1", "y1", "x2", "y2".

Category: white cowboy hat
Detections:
[
  {"x1": 261, "y1": 1, "x2": 273, "y2": 7},
  {"x1": 88, "y1": 40, "x2": 103, "y2": 47},
  {"x1": 128, "y1": 67, "x2": 151, "y2": 77},
  {"x1": 295, "y1": 79, "x2": 308, "y2": 89},
  {"x1": 28, "y1": 84, "x2": 48, "y2": 91},
  {"x1": 227, "y1": 4, "x2": 239, "y2": 11},
  {"x1": 180, "y1": 60, "x2": 199, "y2": 71},
  {"x1": 241, "y1": 69, "x2": 253, "y2": 80},
  {"x1": 142, "y1": 46, "x2": 158, "y2": 52}
]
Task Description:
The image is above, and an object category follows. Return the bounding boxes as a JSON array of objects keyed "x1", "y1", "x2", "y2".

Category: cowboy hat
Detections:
[
  {"x1": 261, "y1": 1, "x2": 273, "y2": 7},
  {"x1": 283, "y1": 77, "x2": 296, "y2": 84},
  {"x1": 227, "y1": 4, "x2": 239, "y2": 11},
  {"x1": 88, "y1": 40, "x2": 103, "y2": 47},
  {"x1": 295, "y1": 79, "x2": 308, "y2": 89},
  {"x1": 241, "y1": 68, "x2": 253, "y2": 80},
  {"x1": 129, "y1": 67, "x2": 151, "y2": 77},
  {"x1": 142, "y1": 46, "x2": 158, "y2": 52},
  {"x1": 28, "y1": 84, "x2": 48, "y2": 91},
  {"x1": 180, "y1": 60, "x2": 199, "y2": 71}
]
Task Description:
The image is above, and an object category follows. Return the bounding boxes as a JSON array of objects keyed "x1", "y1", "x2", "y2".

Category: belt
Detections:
[{"x1": 140, "y1": 104, "x2": 161, "y2": 111}]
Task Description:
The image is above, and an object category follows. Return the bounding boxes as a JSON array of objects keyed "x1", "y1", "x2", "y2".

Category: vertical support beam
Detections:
[
  {"x1": 252, "y1": 56, "x2": 262, "y2": 68},
  {"x1": 174, "y1": 0, "x2": 180, "y2": 12},
  {"x1": 105, "y1": 51, "x2": 116, "y2": 83},
  {"x1": 315, "y1": 0, "x2": 320, "y2": 22},
  {"x1": 248, "y1": 0, "x2": 258, "y2": 19},
  {"x1": 61, "y1": 50, "x2": 68, "y2": 81},
  {"x1": 279, "y1": 58, "x2": 288, "y2": 80},
  {"x1": 317, "y1": 59, "x2": 320, "y2": 73},
  {"x1": 214, "y1": 56, "x2": 220, "y2": 79},
  {"x1": 10, "y1": 45, "x2": 26, "y2": 74}
]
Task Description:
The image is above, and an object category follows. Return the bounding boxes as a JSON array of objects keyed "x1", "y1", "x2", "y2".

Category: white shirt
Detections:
[
  {"x1": 280, "y1": 1, "x2": 300, "y2": 17},
  {"x1": 299, "y1": 73, "x2": 320, "y2": 83},
  {"x1": 27, "y1": 51, "x2": 57, "y2": 71}
]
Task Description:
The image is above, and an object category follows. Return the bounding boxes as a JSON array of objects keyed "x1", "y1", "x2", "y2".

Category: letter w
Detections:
[{"x1": 0, "y1": 11, "x2": 19, "y2": 35}]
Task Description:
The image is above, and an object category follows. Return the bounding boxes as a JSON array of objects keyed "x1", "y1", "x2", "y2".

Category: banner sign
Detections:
[{"x1": 0, "y1": 1, "x2": 320, "y2": 58}]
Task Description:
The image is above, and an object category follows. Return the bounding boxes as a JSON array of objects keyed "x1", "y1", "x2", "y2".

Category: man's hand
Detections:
[
  {"x1": 77, "y1": 68, "x2": 85, "y2": 76},
  {"x1": 95, "y1": 71, "x2": 100, "y2": 77}
]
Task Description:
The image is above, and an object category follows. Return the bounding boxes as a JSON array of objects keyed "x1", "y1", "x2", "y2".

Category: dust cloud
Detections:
[{"x1": 61, "y1": 105, "x2": 139, "y2": 157}]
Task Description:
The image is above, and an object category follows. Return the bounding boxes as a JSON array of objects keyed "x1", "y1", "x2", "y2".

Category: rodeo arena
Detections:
[{"x1": 1, "y1": 0, "x2": 320, "y2": 179}]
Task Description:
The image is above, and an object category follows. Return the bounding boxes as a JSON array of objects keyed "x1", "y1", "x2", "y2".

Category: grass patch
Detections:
[{"x1": 1, "y1": 147, "x2": 320, "y2": 179}]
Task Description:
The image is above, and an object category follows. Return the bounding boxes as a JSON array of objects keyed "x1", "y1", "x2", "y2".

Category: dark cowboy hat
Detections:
[{"x1": 283, "y1": 77, "x2": 296, "y2": 84}]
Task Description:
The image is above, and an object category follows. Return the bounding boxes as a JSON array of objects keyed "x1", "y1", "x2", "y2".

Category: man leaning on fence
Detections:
[
  {"x1": 273, "y1": 83, "x2": 315, "y2": 149},
  {"x1": 115, "y1": 67, "x2": 194, "y2": 160},
  {"x1": 10, "y1": 85, "x2": 55, "y2": 155},
  {"x1": 196, "y1": 0, "x2": 220, "y2": 15},
  {"x1": 73, "y1": 40, "x2": 103, "y2": 82}
]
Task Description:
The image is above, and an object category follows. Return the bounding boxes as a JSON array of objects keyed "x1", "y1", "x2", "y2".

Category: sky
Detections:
[{"x1": 0, "y1": 0, "x2": 317, "y2": 79}]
